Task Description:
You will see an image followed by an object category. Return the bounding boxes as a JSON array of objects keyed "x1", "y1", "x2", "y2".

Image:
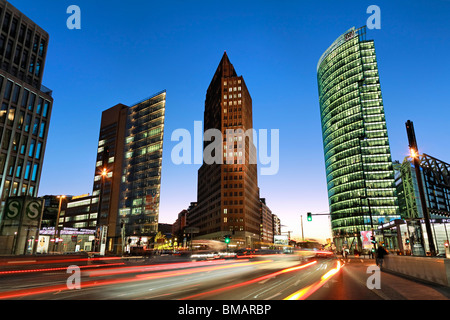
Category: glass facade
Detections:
[
  {"x1": 119, "y1": 90, "x2": 166, "y2": 236},
  {"x1": 317, "y1": 26, "x2": 399, "y2": 246},
  {"x1": 0, "y1": 2, "x2": 53, "y2": 218}
]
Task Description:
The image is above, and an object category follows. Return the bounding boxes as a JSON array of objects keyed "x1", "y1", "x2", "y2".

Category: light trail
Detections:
[
  {"x1": 0, "y1": 256, "x2": 122, "y2": 266},
  {"x1": 0, "y1": 259, "x2": 270, "y2": 300},
  {"x1": 0, "y1": 263, "x2": 125, "y2": 275},
  {"x1": 283, "y1": 260, "x2": 343, "y2": 300},
  {"x1": 180, "y1": 260, "x2": 318, "y2": 300},
  {"x1": 85, "y1": 259, "x2": 245, "y2": 277}
]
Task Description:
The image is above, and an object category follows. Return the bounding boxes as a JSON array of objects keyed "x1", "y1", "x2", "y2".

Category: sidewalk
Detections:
[{"x1": 342, "y1": 257, "x2": 450, "y2": 300}]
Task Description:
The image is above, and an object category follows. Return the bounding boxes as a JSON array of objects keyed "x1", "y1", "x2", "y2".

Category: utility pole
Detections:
[
  {"x1": 406, "y1": 120, "x2": 436, "y2": 256},
  {"x1": 300, "y1": 215, "x2": 304, "y2": 242}
]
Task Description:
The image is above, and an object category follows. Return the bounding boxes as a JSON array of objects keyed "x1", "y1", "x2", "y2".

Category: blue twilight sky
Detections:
[{"x1": 11, "y1": 0, "x2": 450, "y2": 243}]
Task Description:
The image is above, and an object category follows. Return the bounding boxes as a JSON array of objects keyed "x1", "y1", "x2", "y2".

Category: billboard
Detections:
[
  {"x1": 360, "y1": 230, "x2": 373, "y2": 249},
  {"x1": 274, "y1": 235, "x2": 289, "y2": 246}
]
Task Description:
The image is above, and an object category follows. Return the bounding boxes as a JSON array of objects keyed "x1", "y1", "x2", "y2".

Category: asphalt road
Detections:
[{"x1": 0, "y1": 254, "x2": 449, "y2": 301}]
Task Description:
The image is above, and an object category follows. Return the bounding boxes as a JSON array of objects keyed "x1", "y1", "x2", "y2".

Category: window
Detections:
[
  {"x1": 5, "y1": 40, "x2": 12, "y2": 59},
  {"x1": 0, "y1": 154, "x2": 5, "y2": 175},
  {"x1": 12, "y1": 85, "x2": 20, "y2": 103},
  {"x1": 2, "y1": 129, "x2": 11, "y2": 150},
  {"x1": 2, "y1": 13, "x2": 10, "y2": 33},
  {"x1": 31, "y1": 163, "x2": 39, "y2": 181},
  {"x1": 24, "y1": 114, "x2": 31, "y2": 132},
  {"x1": 8, "y1": 156, "x2": 15, "y2": 176},
  {"x1": 35, "y1": 142, "x2": 42, "y2": 159},
  {"x1": 4, "y1": 80, "x2": 12, "y2": 100},
  {"x1": 16, "y1": 161, "x2": 23, "y2": 178},
  {"x1": 21, "y1": 89, "x2": 29, "y2": 107},
  {"x1": 29, "y1": 139, "x2": 35, "y2": 157},
  {"x1": 20, "y1": 136, "x2": 27, "y2": 154},
  {"x1": 32, "y1": 118, "x2": 39, "y2": 135},
  {"x1": 7, "y1": 107, "x2": 15, "y2": 126},
  {"x1": 36, "y1": 98, "x2": 43, "y2": 114},
  {"x1": 35, "y1": 60, "x2": 41, "y2": 77},
  {"x1": 39, "y1": 41, "x2": 45, "y2": 57},
  {"x1": 28, "y1": 93, "x2": 36, "y2": 111},
  {"x1": 39, "y1": 121, "x2": 46, "y2": 138},
  {"x1": 24, "y1": 161, "x2": 31, "y2": 180},
  {"x1": 21, "y1": 50, "x2": 28, "y2": 69}
]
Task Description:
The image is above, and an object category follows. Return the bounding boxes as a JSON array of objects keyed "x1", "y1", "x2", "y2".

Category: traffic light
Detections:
[
  {"x1": 307, "y1": 212, "x2": 312, "y2": 222},
  {"x1": 224, "y1": 236, "x2": 231, "y2": 244},
  {"x1": 405, "y1": 238, "x2": 410, "y2": 244},
  {"x1": 371, "y1": 236, "x2": 376, "y2": 244}
]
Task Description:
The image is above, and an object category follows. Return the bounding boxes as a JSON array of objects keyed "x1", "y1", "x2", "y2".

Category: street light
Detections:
[
  {"x1": 406, "y1": 120, "x2": 436, "y2": 256},
  {"x1": 95, "y1": 166, "x2": 109, "y2": 254},
  {"x1": 54, "y1": 195, "x2": 66, "y2": 253}
]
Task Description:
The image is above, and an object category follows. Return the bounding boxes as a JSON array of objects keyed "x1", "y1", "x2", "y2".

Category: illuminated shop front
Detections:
[
  {"x1": 38, "y1": 227, "x2": 95, "y2": 253},
  {"x1": 377, "y1": 219, "x2": 450, "y2": 256}
]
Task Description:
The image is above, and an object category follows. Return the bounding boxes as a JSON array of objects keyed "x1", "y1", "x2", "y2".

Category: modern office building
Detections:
[
  {"x1": 55, "y1": 91, "x2": 166, "y2": 254},
  {"x1": 188, "y1": 52, "x2": 261, "y2": 248},
  {"x1": 93, "y1": 103, "x2": 128, "y2": 252},
  {"x1": 117, "y1": 91, "x2": 166, "y2": 248},
  {"x1": 260, "y1": 198, "x2": 274, "y2": 245},
  {"x1": 88, "y1": 92, "x2": 166, "y2": 253},
  {"x1": 317, "y1": 26, "x2": 399, "y2": 250},
  {"x1": 0, "y1": 1, "x2": 53, "y2": 217}
]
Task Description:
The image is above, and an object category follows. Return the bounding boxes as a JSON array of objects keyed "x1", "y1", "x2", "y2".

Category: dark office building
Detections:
[
  {"x1": 0, "y1": 1, "x2": 53, "y2": 218},
  {"x1": 188, "y1": 52, "x2": 261, "y2": 248},
  {"x1": 93, "y1": 103, "x2": 128, "y2": 251}
]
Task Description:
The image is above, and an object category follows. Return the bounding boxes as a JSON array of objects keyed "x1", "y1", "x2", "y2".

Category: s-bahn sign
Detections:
[
  {"x1": 3, "y1": 196, "x2": 44, "y2": 221},
  {"x1": 5, "y1": 199, "x2": 22, "y2": 220}
]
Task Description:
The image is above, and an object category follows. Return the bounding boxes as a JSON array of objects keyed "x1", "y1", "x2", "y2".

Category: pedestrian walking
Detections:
[{"x1": 376, "y1": 244, "x2": 388, "y2": 269}]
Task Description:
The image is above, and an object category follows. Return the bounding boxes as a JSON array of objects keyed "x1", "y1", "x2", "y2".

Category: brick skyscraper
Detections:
[{"x1": 189, "y1": 52, "x2": 261, "y2": 248}]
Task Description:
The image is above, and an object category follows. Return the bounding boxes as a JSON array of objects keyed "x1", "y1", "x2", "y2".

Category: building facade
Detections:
[
  {"x1": 317, "y1": 26, "x2": 399, "y2": 250},
  {"x1": 93, "y1": 103, "x2": 128, "y2": 252},
  {"x1": 118, "y1": 91, "x2": 166, "y2": 249},
  {"x1": 392, "y1": 154, "x2": 450, "y2": 255},
  {"x1": 260, "y1": 198, "x2": 274, "y2": 245},
  {"x1": 0, "y1": 1, "x2": 53, "y2": 219},
  {"x1": 188, "y1": 52, "x2": 261, "y2": 248},
  {"x1": 53, "y1": 91, "x2": 166, "y2": 254}
]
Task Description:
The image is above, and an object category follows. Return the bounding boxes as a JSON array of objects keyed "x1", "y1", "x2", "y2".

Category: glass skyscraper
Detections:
[
  {"x1": 118, "y1": 91, "x2": 166, "y2": 239},
  {"x1": 317, "y1": 26, "x2": 399, "y2": 250},
  {"x1": 0, "y1": 1, "x2": 53, "y2": 214},
  {"x1": 90, "y1": 91, "x2": 165, "y2": 253}
]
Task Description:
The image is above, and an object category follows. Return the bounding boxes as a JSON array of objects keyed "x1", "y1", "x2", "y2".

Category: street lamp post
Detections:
[
  {"x1": 54, "y1": 195, "x2": 66, "y2": 253},
  {"x1": 406, "y1": 120, "x2": 436, "y2": 256},
  {"x1": 95, "y1": 167, "x2": 108, "y2": 254}
]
